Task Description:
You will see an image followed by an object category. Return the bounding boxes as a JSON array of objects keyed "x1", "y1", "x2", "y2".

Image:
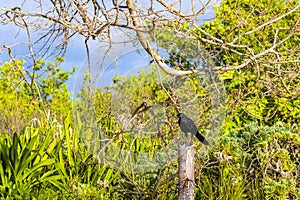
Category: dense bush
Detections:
[
  {"x1": 200, "y1": 0, "x2": 300, "y2": 130},
  {"x1": 0, "y1": 57, "x2": 74, "y2": 136},
  {"x1": 196, "y1": 123, "x2": 300, "y2": 199}
]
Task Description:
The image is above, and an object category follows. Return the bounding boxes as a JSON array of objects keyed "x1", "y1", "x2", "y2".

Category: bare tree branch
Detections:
[
  {"x1": 0, "y1": 0, "x2": 299, "y2": 80},
  {"x1": 126, "y1": 0, "x2": 194, "y2": 76}
]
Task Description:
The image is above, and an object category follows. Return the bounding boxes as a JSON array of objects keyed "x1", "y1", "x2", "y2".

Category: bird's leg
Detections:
[{"x1": 184, "y1": 133, "x2": 188, "y2": 144}]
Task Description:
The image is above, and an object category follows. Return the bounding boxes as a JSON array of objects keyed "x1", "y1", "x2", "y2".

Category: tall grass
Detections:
[{"x1": 0, "y1": 114, "x2": 299, "y2": 199}]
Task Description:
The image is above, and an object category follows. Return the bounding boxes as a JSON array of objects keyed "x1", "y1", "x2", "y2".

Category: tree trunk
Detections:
[{"x1": 178, "y1": 144, "x2": 195, "y2": 200}]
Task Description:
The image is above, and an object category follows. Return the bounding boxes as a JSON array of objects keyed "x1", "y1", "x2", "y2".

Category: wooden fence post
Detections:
[{"x1": 178, "y1": 144, "x2": 195, "y2": 200}]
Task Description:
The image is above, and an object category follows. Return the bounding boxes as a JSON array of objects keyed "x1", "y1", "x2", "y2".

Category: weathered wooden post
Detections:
[{"x1": 178, "y1": 144, "x2": 195, "y2": 200}]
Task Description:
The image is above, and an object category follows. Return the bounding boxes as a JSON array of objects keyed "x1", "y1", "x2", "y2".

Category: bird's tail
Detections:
[{"x1": 195, "y1": 131, "x2": 209, "y2": 145}]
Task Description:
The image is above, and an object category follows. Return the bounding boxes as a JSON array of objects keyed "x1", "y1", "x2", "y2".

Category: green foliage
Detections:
[
  {"x1": 195, "y1": 123, "x2": 300, "y2": 199},
  {"x1": 221, "y1": 69, "x2": 300, "y2": 133},
  {"x1": 93, "y1": 67, "x2": 214, "y2": 149},
  {"x1": 1, "y1": 57, "x2": 300, "y2": 198},
  {"x1": 1, "y1": 0, "x2": 299, "y2": 198},
  {"x1": 0, "y1": 127, "x2": 63, "y2": 198},
  {"x1": 75, "y1": 66, "x2": 220, "y2": 199},
  {"x1": 0, "y1": 115, "x2": 122, "y2": 199},
  {"x1": 198, "y1": 0, "x2": 300, "y2": 129},
  {"x1": 0, "y1": 58, "x2": 74, "y2": 135},
  {"x1": 155, "y1": 0, "x2": 300, "y2": 129},
  {"x1": 0, "y1": 61, "x2": 37, "y2": 135}
]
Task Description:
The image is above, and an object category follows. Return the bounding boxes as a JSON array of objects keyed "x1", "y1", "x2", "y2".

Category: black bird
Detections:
[{"x1": 177, "y1": 113, "x2": 209, "y2": 145}]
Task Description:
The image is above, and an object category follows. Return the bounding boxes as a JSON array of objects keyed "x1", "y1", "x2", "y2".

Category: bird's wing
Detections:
[
  {"x1": 186, "y1": 118, "x2": 198, "y2": 134},
  {"x1": 179, "y1": 117, "x2": 196, "y2": 134}
]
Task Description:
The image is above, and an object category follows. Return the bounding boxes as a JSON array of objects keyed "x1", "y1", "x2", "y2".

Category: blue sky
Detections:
[{"x1": 0, "y1": 0, "x2": 219, "y2": 96}]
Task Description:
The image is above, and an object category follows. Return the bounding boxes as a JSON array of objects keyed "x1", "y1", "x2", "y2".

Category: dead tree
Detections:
[{"x1": 178, "y1": 144, "x2": 195, "y2": 200}]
